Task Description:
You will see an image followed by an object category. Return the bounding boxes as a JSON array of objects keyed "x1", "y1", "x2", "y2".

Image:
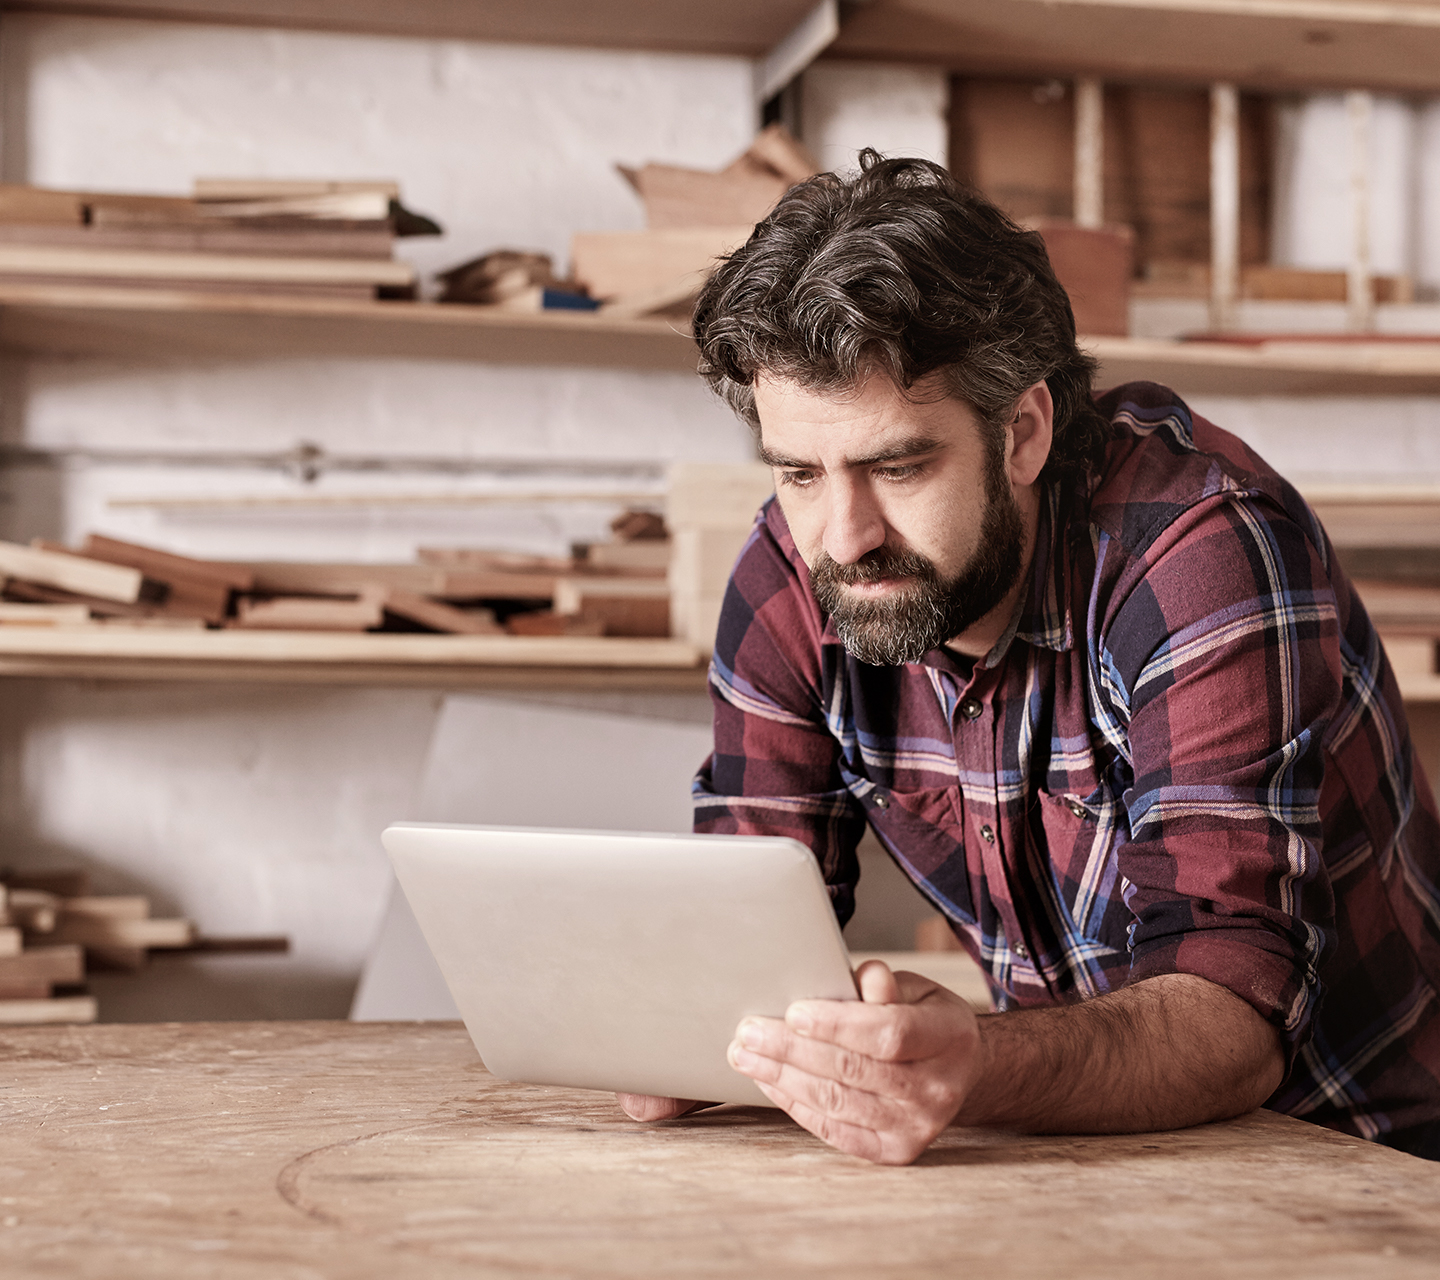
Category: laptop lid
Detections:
[{"x1": 382, "y1": 822, "x2": 857, "y2": 1107}]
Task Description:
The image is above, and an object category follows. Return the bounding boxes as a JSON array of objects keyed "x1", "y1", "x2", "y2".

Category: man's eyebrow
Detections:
[{"x1": 759, "y1": 434, "x2": 946, "y2": 470}]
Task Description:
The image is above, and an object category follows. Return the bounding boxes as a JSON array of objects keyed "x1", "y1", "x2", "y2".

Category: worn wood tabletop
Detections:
[{"x1": 1, "y1": 1020, "x2": 1437, "y2": 1279}]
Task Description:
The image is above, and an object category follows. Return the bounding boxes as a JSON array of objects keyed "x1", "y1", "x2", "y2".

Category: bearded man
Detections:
[{"x1": 618, "y1": 152, "x2": 1440, "y2": 1166}]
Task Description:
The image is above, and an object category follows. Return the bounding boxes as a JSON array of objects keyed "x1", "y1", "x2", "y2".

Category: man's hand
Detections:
[
  {"x1": 726, "y1": 959, "x2": 983, "y2": 1165},
  {"x1": 614, "y1": 1094, "x2": 707, "y2": 1121}
]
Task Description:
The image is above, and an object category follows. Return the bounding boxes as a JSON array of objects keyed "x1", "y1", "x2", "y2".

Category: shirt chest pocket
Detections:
[{"x1": 1032, "y1": 746, "x2": 1131, "y2": 952}]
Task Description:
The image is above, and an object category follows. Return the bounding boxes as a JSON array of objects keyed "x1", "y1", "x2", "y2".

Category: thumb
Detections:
[{"x1": 854, "y1": 958, "x2": 901, "y2": 1004}]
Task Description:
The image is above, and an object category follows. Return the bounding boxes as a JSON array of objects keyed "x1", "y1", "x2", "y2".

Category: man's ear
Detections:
[{"x1": 1007, "y1": 381, "x2": 1054, "y2": 488}]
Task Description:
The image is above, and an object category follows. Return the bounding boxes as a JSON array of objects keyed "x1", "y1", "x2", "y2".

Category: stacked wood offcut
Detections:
[
  {"x1": 0, "y1": 868, "x2": 195, "y2": 1024},
  {"x1": 0, "y1": 178, "x2": 439, "y2": 301},
  {"x1": 0, "y1": 513, "x2": 674, "y2": 638},
  {"x1": 429, "y1": 125, "x2": 818, "y2": 324}
]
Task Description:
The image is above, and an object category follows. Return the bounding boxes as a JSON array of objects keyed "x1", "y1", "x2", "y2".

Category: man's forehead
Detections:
[{"x1": 754, "y1": 371, "x2": 979, "y2": 455}]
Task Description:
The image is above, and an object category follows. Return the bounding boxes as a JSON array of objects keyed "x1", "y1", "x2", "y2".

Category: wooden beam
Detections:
[
  {"x1": 0, "y1": 1, "x2": 818, "y2": 58},
  {"x1": 1073, "y1": 78, "x2": 1104, "y2": 230},
  {"x1": 1347, "y1": 89, "x2": 1376, "y2": 333},
  {"x1": 830, "y1": 0, "x2": 1440, "y2": 95},
  {"x1": 1209, "y1": 83, "x2": 1240, "y2": 333}
]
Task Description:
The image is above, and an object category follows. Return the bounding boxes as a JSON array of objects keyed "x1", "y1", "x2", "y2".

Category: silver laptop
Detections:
[{"x1": 382, "y1": 822, "x2": 858, "y2": 1106}]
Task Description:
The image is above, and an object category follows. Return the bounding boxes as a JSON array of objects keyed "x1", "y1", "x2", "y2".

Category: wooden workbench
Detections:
[{"x1": 1, "y1": 1021, "x2": 1436, "y2": 1278}]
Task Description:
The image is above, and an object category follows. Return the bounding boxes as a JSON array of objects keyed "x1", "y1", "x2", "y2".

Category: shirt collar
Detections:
[{"x1": 980, "y1": 479, "x2": 1076, "y2": 668}]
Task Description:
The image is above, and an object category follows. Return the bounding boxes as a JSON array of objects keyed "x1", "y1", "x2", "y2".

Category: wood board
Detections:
[
  {"x1": 3, "y1": 1, "x2": 821, "y2": 58},
  {"x1": 0, "y1": 1020, "x2": 1435, "y2": 1278},
  {"x1": 832, "y1": 0, "x2": 1440, "y2": 95}
]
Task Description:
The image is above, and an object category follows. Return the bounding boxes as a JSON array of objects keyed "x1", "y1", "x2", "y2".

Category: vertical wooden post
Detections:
[
  {"x1": 1074, "y1": 78, "x2": 1104, "y2": 229},
  {"x1": 1346, "y1": 89, "x2": 1375, "y2": 332},
  {"x1": 1210, "y1": 82, "x2": 1240, "y2": 333}
]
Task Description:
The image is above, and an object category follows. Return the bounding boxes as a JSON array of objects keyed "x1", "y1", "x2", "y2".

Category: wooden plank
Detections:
[
  {"x1": 0, "y1": 540, "x2": 142, "y2": 602},
  {"x1": 0, "y1": 1, "x2": 817, "y2": 57},
  {"x1": 832, "y1": 0, "x2": 1440, "y2": 95},
  {"x1": 0, "y1": 1021, "x2": 1438, "y2": 1278},
  {"x1": 0, "y1": 944, "x2": 84, "y2": 984},
  {"x1": 570, "y1": 227, "x2": 752, "y2": 301},
  {"x1": 0, "y1": 286, "x2": 700, "y2": 371},
  {"x1": 82, "y1": 534, "x2": 255, "y2": 592},
  {"x1": 1087, "y1": 334, "x2": 1440, "y2": 396},
  {"x1": 48, "y1": 916, "x2": 195, "y2": 949},
  {"x1": 381, "y1": 592, "x2": 503, "y2": 635},
  {"x1": 4, "y1": 889, "x2": 58, "y2": 932},
  {"x1": 0, "y1": 995, "x2": 96, "y2": 1024},
  {"x1": 1347, "y1": 89, "x2": 1376, "y2": 333},
  {"x1": 232, "y1": 593, "x2": 385, "y2": 631},
  {"x1": 1210, "y1": 82, "x2": 1240, "y2": 333},
  {"x1": 61, "y1": 896, "x2": 151, "y2": 921},
  {"x1": 0, "y1": 627, "x2": 704, "y2": 667},
  {"x1": 0, "y1": 602, "x2": 91, "y2": 625},
  {"x1": 1072, "y1": 77, "x2": 1103, "y2": 229},
  {"x1": 0, "y1": 244, "x2": 413, "y2": 287}
]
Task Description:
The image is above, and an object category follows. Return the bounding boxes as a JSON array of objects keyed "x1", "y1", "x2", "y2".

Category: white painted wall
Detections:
[{"x1": 801, "y1": 61, "x2": 949, "y2": 175}]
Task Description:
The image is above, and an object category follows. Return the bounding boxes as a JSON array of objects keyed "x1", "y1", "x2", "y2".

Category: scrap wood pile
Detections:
[
  {"x1": 0, "y1": 867, "x2": 288, "y2": 1025},
  {"x1": 438, "y1": 124, "x2": 818, "y2": 319},
  {"x1": 0, "y1": 869, "x2": 185, "y2": 1025},
  {"x1": 0, "y1": 177, "x2": 440, "y2": 301},
  {"x1": 0, "y1": 509, "x2": 673, "y2": 638}
]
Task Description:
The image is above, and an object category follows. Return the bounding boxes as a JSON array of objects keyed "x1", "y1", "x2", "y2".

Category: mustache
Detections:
[{"x1": 812, "y1": 545, "x2": 939, "y2": 588}]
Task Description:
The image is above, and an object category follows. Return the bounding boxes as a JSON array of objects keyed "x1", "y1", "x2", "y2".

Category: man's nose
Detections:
[{"x1": 821, "y1": 480, "x2": 887, "y2": 566}]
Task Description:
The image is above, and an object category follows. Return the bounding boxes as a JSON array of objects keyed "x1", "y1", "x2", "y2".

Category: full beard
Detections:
[{"x1": 809, "y1": 478, "x2": 1026, "y2": 667}]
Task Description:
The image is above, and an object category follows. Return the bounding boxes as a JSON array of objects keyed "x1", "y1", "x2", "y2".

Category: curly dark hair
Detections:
[{"x1": 692, "y1": 151, "x2": 1109, "y2": 481}]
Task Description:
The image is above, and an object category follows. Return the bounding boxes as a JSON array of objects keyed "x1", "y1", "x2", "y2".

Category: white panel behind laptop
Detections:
[{"x1": 352, "y1": 695, "x2": 713, "y2": 1020}]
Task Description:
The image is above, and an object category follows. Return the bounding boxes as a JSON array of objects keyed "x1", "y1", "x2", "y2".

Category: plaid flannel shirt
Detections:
[{"x1": 694, "y1": 382, "x2": 1440, "y2": 1152}]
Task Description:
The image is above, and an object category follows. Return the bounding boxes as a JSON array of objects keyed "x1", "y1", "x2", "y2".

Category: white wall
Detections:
[{"x1": 801, "y1": 61, "x2": 949, "y2": 175}]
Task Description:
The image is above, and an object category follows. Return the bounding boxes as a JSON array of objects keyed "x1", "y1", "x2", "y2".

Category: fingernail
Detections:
[
  {"x1": 787, "y1": 1006, "x2": 814, "y2": 1034},
  {"x1": 728, "y1": 1041, "x2": 757, "y2": 1071},
  {"x1": 738, "y1": 1020, "x2": 763, "y2": 1049}
]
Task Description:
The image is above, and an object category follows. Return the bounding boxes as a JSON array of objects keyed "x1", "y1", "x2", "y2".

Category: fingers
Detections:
[
  {"x1": 786, "y1": 982, "x2": 968, "y2": 1062},
  {"x1": 855, "y1": 958, "x2": 901, "y2": 1004},
  {"x1": 755, "y1": 1082, "x2": 935, "y2": 1166},
  {"x1": 615, "y1": 1093, "x2": 704, "y2": 1122},
  {"x1": 730, "y1": 1016, "x2": 965, "y2": 1122}
]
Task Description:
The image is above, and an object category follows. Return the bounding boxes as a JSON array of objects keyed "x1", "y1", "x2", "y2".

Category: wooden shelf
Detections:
[
  {"x1": 4, "y1": 287, "x2": 1440, "y2": 394},
  {"x1": 0, "y1": 285, "x2": 699, "y2": 371},
  {"x1": 0, "y1": 628, "x2": 709, "y2": 689},
  {"x1": 832, "y1": 0, "x2": 1440, "y2": 95},
  {"x1": 1089, "y1": 335, "x2": 1440, "y2": 396},
  {"x1": 0, "y1": 1, "x2": 818, "y2": 57}
]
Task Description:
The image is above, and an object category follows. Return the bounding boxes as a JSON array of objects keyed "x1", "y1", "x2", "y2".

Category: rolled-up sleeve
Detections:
[{"x1": 1101, "y1": 492, "x2": 1342, "y2": 1064}]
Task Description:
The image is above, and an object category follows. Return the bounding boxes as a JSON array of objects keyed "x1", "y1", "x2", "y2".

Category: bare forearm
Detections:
[{"x1": 957, "y1": 973, "x2": 1285, "y2": 1134}]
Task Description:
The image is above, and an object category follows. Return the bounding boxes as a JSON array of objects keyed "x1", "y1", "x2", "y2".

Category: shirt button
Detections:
[
  {"x1": 959, "y1": 697, "x2": 983, "y2": 721},
  {"x1": 1013, "y1": 942, "x2": 1030, "y2": 961},
  {"x1": 1066, "y1": 798, "x2": 1087, "y2": 818},
  {"x1": 979, "y1": 824, "x2": 995, "y2": 844},
  {"x1": 873, "y1": 793, "x2": 889, "y2": 809}
]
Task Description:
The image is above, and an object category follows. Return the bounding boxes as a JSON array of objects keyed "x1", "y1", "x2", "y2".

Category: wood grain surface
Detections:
[{"x1": 1, "y1": 1020, "x2": 1436, "y2": 1278}]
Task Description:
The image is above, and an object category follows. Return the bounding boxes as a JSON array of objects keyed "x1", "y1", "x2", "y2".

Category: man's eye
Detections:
[
  {"x1": 778, "y1": 469, "x2": 818, "y2": 489},
  {"x1": 875, "y1": 464, "x2": 923, "y2": 481}
]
